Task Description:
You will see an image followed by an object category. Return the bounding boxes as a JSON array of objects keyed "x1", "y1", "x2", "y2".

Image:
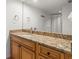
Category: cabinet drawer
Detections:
[
  {"x1": 11, "y1": 35, "x2": 36, "y2": 51},
  {"x1": 39, "y1": 55, "x2": 52, "y2": 59},
  {"x1": 39, "y1": 45, "x2": 64, "y2": 59}
]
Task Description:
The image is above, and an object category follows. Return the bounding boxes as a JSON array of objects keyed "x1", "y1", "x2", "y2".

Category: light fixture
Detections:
[
  {"x1": 59, "y1": 11, "x2": 62, "y2": 13},
  {"x1": 68, "y1": 0, "x2": 72, "y2": 3},
  {"x1": 34, "y1": 0, "x2": 38, "y2": 3},
  {"x1": 22, "y1": 0, "x2": 25, "y2": 2},
  {"x1": 68, "y1": 12, "x2": 72, "y2": 21}
]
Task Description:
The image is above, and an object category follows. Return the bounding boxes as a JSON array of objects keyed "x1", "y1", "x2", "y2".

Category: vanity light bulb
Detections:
[
  {"x1": 68, "y1": 12, "x2": 72, "y2": 21},
  {"x1": 22, "y1": 0, "x2": 25, "y2": 2},
  {"x1": 59, "y1": 11, "x2": 62, "y2": 13},
  {"x1": 34, "y1": 0, "x2": 38, "y2": 3}
]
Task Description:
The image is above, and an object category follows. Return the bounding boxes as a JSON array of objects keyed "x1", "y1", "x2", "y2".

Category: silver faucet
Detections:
[
  {"x1": 30, "y1": 27, "x2": 36, "y2": 34},
  {"x1": 30, "y1": 27, "x2": 33, "y2": 34}
]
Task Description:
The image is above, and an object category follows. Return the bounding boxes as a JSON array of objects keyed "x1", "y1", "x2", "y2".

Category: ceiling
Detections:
[{"x1": 22, "y1": 0, "x2": 70, "y2": 14}]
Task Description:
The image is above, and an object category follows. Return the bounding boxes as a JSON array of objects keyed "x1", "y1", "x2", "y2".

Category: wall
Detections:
[
  {"x1": 6, "y1": 0, "x2": 22, "y2": 58},
  {"x1": 23, "y1": 3, "x2": 51, "y2": 32},
  {"x1": 62, "y1": 3, "x2": 72, "y2": 35}
]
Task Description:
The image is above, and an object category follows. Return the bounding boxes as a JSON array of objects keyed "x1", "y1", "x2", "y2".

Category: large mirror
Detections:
[{"x1": 22, "y1": 0, "x2": 72, "y2": 35}]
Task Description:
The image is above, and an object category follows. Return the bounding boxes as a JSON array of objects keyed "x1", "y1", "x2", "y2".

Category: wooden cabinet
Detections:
[
  {"x1": 11, "y1": 35, "x2": 35, "y2": 59},
  {"x1": 21, "y1": 46, "x2": 35, "y2": 59},
  {"x1": 65, "y1": 54, "x2": 72, "y2": 59},
  {"x1": 11, "y1": 40, "x2": 35, "y2": 59},
  {"x1": 39, "y1": 45, "x2": 64, "y2": 59},
  {"x1": 11, "y1": 41, "x2": 20, "y2": 59},
  {"x1": 10, "y1": 34, "x2": 72, "y2": 59},
  {"x1": 11, "y1": 35, "x2": 35, "y2": 51}
]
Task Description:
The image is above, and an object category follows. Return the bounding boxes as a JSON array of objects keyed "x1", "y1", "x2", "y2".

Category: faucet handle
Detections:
[
  {"x1": 30, "y1": 27, "x2": 33, "y2": 34},
  {"x1": 34, "y1": 28, "x2": 36, "y2": 31},
  {"x1": 30, "y1": 27, "x2": 32, "y2": 30}
]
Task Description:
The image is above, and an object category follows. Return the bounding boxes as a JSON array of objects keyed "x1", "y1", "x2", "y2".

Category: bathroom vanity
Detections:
[
  {"x1": 10, "y1": 31, "x2": 72, "y2": 59},
  {"x1": 6, "y1": 0, "x2": 72, "y2": 59}
]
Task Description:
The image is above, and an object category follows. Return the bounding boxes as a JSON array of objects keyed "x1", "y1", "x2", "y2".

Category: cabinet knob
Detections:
[
  {"x1": 47, "y1": 52, "x2": 50, "y2": 55},
  {"x1": 18, "y1": 45, "x2": 21, "y2": 47}
]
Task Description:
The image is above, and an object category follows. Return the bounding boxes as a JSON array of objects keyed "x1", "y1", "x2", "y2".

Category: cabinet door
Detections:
[
  {"x1": 21, "y1": 46, "x2": 35, "y2": 59},
  {"x1": 11, "y1": 41, "x2": 20, "y2": 59},
  {"x1": 65, "y1": 54, "x2": 72, "y2": 59}
]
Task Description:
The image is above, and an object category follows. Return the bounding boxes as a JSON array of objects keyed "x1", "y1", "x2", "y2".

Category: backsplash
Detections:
[{"x1": 10, "y1": 29, "x2": 72, "y2": 40}]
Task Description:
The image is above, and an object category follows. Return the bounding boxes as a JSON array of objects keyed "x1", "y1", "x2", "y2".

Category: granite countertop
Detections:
[{"x1": 10, "y1": 32, "x2": 72, "y2": 54}]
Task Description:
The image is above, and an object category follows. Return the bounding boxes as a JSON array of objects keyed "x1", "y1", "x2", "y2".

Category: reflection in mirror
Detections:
[
  {"x1": 22, "y1": 0, "x2": 72, "y2": 35},
  {"x1": 50, "y1": 13, "x2": 62, "y2": 33}
]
